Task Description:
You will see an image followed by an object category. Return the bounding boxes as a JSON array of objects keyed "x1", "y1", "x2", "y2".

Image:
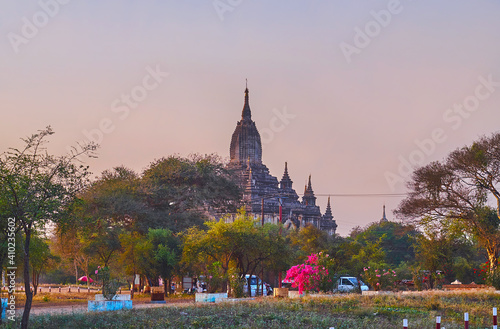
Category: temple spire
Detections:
[
  {"x1": 323, "y1": 196, "x2": 333, "y2": 220},
  {"x1": 302, "y1": 174, "x2": 316, "y2": 206},
  {"x1": 280, "y1": 162, "x2": 293, "y2": 190},
  {"x1": 380, "y1": 204, "x2": 388, "y2": 222},
  {"x1": 325, "y1": 196, "x2": 332, "y2": 215},
  {"x1": 241, "y1": 83, "x2": 251, "y2": 120}
]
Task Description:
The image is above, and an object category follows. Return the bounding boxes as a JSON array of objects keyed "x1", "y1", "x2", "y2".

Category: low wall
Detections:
[
  {"x1": 195, "y1": 293, "x2": 228, "y2": 303},
  {"x1": 288, "y1": 290, "x2": 304, "y2": 298},
  {"x1": 443, "y1": 284, "x2": 491, "y2": 290},
  {"x1": 94, "y1": 294, "x2": 131, "y2": 301},
  {"x1": 273, "y1": 288, "x2": 289, "y2": 298},
  {"x1": 88, "y1": 300, "x2": 133, "y2": 312},
  {"x1": 1, "y1": 298, "x2": 7, "y2": 319}
]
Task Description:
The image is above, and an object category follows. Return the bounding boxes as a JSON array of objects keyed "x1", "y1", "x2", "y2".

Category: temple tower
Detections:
[{"x1": 229, "y1": 87, "x2": 262, "y2": 165}]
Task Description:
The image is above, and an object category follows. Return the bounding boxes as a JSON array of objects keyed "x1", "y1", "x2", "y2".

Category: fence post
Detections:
[
  {"x1": 464, "y1": 312, "x2": 468, "y2": 329},
  {"x1": 494, "y1": 307, "x2": 498, "y2": 329},
  {"x1": 403, "y1": 319, "x2": 408, "y2": 329},
  {"x1": 436, "y1": 316, "x2": 441, "y2": 329},
  {"x1": 49, "y1": 287, "x2": 51, "y2": 293}
]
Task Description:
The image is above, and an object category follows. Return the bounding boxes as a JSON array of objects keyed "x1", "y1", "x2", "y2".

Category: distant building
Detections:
[
  {"x1": 225, "y1": 86, "x2": 337, "y2": 235},
  {"x1": 380, "y1": 205, "x2": 389, "y2": 223}
]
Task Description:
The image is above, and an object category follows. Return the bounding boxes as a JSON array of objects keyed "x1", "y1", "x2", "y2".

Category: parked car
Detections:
[
  {"x1": 244, "y1": 275, "x2": 271, "y2": 296},
  {"x1": 336, "y1": 276, "x2": 369, "y2": 292}
]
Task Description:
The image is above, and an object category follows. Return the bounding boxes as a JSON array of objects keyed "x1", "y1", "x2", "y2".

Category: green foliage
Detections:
[
  {"x1": 349, "y1": 221, "x2": 419, "y2": 269},
  {"x1": 141, "y1": 154, "x2": 241, "y2": 232},
  {"x1": 182, "y1": 209, "x2": 290, "y2": 294},
  {"x1": 207, "y1": 261, "x2": 227, "y2": 293},
  {"x1": 0, "y1": 127, "x2": 96, "y2": 328},
  {"x1": 487, "y1": 268, "x2": 500, "y2": 289},
  {"x1": 98, "y1": 266, "x2": 120, "y2": 301},
  {"x1": 411, "y1": 266, "x2": 424, "y2": 291},
  {"x1": 228, "y1": 267, "x2": 246, "y2": 298},
  {"x1": 361, "y1": 267, "x2": 397, "y2": 291},
  {"x1": 26, "y1": 235, "x2": 60, "y2": 295},
  {"x1": 396, "y1": 132, "x2": 500, "y2": 279}
]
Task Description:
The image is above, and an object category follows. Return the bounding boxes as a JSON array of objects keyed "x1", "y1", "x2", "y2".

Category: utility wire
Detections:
[{"x1": 315, "y1": 193, "x2": 406, "y2": 198}]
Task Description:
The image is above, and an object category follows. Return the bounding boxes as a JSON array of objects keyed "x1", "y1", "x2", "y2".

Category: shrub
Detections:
[
  {"x1": 96, "y1": 266, "x2": 119, "y2": 301},
  {"x1": 361, "y1": 267, "x2": 397, "y2": 291},
  {"x1": 487, "y1": 268, "x2": 500, "y2": 290},
  {"x1": 207, "y1": 261, "x2": 226, "y2": 293},
  {"x1": 284, "y1": 253, "x2": 331, "y2": 294}
]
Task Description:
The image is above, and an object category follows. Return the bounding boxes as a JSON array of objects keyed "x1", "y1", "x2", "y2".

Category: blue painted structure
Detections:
[
  {"x1": 1, "y1": 298, "x2": 7, "y2": 319},
  {"x1": 88, "y1": 300, "x2": 133, "y2": 312}
]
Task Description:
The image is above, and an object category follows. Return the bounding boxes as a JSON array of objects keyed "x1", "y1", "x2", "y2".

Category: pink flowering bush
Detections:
[
  {"x1": 361, "y1": 266, "x2": 397, "y2": 291},
  {"x1": 284, "y1": 252, "x2": 333, "y2": 294}
]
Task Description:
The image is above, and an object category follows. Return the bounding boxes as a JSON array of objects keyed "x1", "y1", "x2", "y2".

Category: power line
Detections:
[{"x1": 315, "y1": 193, "x2": 407, "y2": 198}]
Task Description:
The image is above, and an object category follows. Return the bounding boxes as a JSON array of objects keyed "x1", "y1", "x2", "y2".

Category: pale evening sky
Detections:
[{"x1": 1, "y1": 0, "x2": 499, "y2": 236}]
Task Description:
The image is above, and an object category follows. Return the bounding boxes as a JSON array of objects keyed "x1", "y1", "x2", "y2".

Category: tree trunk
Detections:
[
  {"x1": 32, "y1": 269, "x2": 39, "y2": 296},
  {"x1": 21, "y1": 228, "x2": 33, "y2": 329},
  {"x1": 487, "y1": 245, "x2": 499, "y2": 275},
  {"x1": 74, "y1": 261, "x2": 78, "y2": 286},
  {"x1": 130, "y1": 275, "x2": 135, "y2": 299}
]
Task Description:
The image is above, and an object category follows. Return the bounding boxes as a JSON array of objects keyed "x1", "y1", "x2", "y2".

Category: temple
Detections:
[
  {"x1": 226, "y1": 86, "x2": 337, "y2": 235},
  {"x1": 380, "y1": 205, "x2": 389, "y2": 223}
]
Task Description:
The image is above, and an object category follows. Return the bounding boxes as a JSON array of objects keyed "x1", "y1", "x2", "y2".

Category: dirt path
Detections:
[{"x1": 15, "y1": 298, "x2": 196, "y2": 317}]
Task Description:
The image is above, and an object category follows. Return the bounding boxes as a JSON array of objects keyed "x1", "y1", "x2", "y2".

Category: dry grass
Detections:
[{"x1": 2, "y1": 290, "x2": 500, "y2": 328}]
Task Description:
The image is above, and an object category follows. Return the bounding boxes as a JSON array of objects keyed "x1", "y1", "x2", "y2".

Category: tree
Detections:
[
  {"x1": 182, "y1": 210, "x2": 289, "y2": 296},
  {"x1": 62, "y1": 167, "x2": 145, "y2": 270},
  {"x1": 396, "y1": 132, "x2": 500, "y2": 275},
  {"x1": 349, "y1": 221, "x2": 419, "y2": 268},
  {"x1": 182, "y1": 217, "x2": 241, "y2": 293},
  {"x1": 0, "y1": 127, "x2": 95, "y2": 328},
  {"x1": 53, "y1": 226, "x2": 94, "y2": 287},
  {"x1": 27, "y1": 235, "x2": 60, "y2": 296},
  {"x1": 141, "y1": 154, "x2": 241, "y2": 232},
  {"x1": 232, "y1": 214, "x2": 291, "y2": 296},
  {"x1": 118, "y1": 231, "x2": 144, "y2": 298},
  {"x1": 289, "y1": 224, "x2": 330, "y2": 257}
]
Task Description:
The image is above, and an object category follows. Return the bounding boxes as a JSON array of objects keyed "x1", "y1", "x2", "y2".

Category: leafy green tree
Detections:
[
  {"x1": 53, "y1": 226, "x2": 95, "y2": 287},
  {"x1": 141, "y1": 154, "x2": 241, "y2": 232},
  {"x1": 288, "y1": 224, "x2": 345, "y2": 286},
  {"x1": 27, "y1": 235, "x2": 60, "y2": 296},
  {"x1": 0, "y1": 127, "x2": 95, "y2": 329},
  {"x1": 182, "y1": 209, "x2": 289, "y2": 295},
  {"x1": 396, "y1": 133, "x2": 500, "y2": 275},
  {"x1": 349, "y1": 221, "x2": 419, "y2": 269},
  {"x1": 232, "y1": 213, "x2": 291, "y2": 295},
  {"x1": 147, "y1": 228, "x2": 181, "y2": 296},
  {"x1": 118, "y1": 231, "x2": 144, "y2": 298},
  {"x1": 289, "y1": 224, "x2": 330, "y2": 257}
]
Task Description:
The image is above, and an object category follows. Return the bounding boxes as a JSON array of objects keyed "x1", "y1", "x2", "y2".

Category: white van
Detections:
[
  {"x1": 336, "y1": 276, "x2": 369, "y2": 292},
  {"x1": 244, "y1": 275, "x2": 270, "y2": 296}
]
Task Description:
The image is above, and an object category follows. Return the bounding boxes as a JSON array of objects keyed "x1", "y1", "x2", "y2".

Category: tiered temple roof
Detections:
[{"x1": 227, "y1": 86, "x2": 337, "y2": 235}]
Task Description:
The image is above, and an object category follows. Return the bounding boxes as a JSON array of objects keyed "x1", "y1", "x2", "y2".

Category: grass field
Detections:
[{"x1": 2, "y1": 290, "x2": 500, "y2": 328}]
